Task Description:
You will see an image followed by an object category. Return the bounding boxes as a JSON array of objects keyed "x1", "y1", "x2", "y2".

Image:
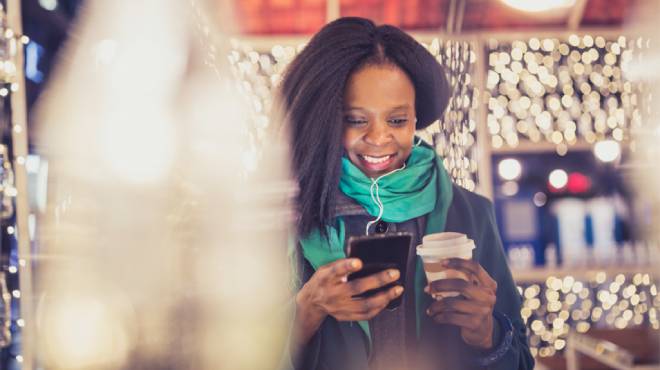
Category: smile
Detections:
[
  {"x1": 360, "y1": 154, "x2": 394, "y2": 164},
  {"x1": 357, "y1": 154, "x2": 397, "y2": 173}
]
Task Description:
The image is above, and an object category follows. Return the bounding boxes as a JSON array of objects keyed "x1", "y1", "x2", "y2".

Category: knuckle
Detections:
[
  {"x1": 346, "y1": 282, "x2": 360, "y2": 295},
  {"x1": 456, "y1": 279, "x2": 469, "y2": 290},
  {"x1": 361, "y1": 300, "x2": 372, "y2": 313}
]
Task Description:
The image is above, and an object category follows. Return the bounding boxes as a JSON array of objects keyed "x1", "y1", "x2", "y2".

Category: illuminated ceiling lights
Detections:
[
  {"x1": 500, "y1": 0, "x2": 576, "y2": 13},
  {"x1": 594, "y1": 139, "x2": 621, "y2": 163},
  {"x1": 549, "y1": 169, "x2": 569, "y2": 190},
  {"x1": 498, "y1": 158, "x2": 522, "y2": 180}
]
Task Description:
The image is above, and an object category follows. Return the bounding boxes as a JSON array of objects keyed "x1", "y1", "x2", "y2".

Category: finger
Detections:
[
  {"x1": 441, "y1": 259, "x2": 497, "y2": 289},
  {"x1": 429, "y1": 311, "x2": 480, "y2": 331},
  {"x1": 338, "y1": 285, "x2": 404, "y2": 320},
  {"x1": 440, "y1": 258, "x2": 497, "y2": 289},
  {"x1": 345, "y1": 269, "x2": 400, "y2": 296},
  {"x1": 318, "y1": 258, "x2": 362, "y2": 283},
  {"x1": 427, "y1": 297, "x2": 492, "y2": 316},
  {"x1": 429, "y1": 279, "x2": 496, "y2": 304}
]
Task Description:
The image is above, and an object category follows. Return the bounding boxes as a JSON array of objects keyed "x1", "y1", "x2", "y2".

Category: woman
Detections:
[{"x1": 278, "y1": 17, "x2": 534, "y2": 370}]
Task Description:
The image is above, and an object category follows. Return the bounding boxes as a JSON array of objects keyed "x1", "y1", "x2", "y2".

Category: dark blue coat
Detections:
[{"x1": 292, "y1": 184, "x2": 535, "y2": 370}]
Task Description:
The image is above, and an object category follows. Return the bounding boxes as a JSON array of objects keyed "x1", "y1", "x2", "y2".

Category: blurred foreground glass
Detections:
[{"x1": 32, "y1": 0, "x2": 293, "y2": 369}]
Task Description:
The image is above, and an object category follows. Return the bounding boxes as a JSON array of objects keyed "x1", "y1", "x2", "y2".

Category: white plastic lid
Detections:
[
  {"x1": 422, "y1": 232, "x2": 468, "y2": 247},
  {"x1": 416, "y1": 239, "x2": 475, "y2": 258}
]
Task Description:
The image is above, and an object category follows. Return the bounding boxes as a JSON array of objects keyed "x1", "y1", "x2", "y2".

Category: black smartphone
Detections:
[{"x1": 345, "y1": 232, "x2": 412, "y2": 310}]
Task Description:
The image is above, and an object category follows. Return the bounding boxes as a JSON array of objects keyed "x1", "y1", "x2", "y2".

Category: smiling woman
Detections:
[
  {"x1": 276, "y1": 16, "x2": 534, "y2": 370},
  {"x1": 342, "y1": 65, "x2": 417, "y2": 178}
]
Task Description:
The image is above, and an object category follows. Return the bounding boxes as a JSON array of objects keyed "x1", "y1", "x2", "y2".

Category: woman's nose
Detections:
[{"x1": 364, "y1": 121, "x2": 391, "y2": 145}]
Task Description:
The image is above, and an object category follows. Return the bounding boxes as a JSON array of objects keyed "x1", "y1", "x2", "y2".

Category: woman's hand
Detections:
[
  {"x1": 293, "y1": 258, "x2": 403, "y2": 347},
  {"x1": 299, "y1": 258, "x2": 403, "y2": 321},
  {"x1": 293, "y1": 258, "x2": 403, "y2": 350},
  {"x1": 425, "y1": 258, "x2": 498, "y2": 349}
]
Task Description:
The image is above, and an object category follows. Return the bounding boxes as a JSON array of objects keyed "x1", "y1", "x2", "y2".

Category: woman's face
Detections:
[{"x1": 342, "y1": 64, "x2": 417, "y2": 179}]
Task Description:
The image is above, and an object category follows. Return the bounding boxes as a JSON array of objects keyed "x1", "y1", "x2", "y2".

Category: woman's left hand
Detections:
[{"x1": 425, "y1": 258, "x2": 498, "y2": 349}]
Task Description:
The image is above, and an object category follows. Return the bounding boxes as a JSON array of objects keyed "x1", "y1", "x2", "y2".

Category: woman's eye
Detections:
[
  {"x1": 345, "y1": 117, "x2": 368, "y2": 125},
  {"x1": 389, "y1": 118, "x2": 408, "y2": 126}
]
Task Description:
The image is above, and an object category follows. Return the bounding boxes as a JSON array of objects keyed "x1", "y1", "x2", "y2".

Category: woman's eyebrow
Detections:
[
  {"x1": 389, "y1": 104, "x2": 411, "y2": 112},
  {"x1": 345, "y1": 104, "x2": 411, "y2": 111},
  {"x1": 344, "y1": 106, "x2": 367, "y2": 111}
]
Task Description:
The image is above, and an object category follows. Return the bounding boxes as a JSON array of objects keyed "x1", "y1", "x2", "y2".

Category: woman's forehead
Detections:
[{"x1": 344, "y1": 64, "x2": 416, "y2": 109}]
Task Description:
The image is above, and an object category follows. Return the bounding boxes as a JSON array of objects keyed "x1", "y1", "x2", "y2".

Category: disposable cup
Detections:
[
  {"x1": 417, "y1": 232, "x2": 475, "y2": 299},
  {"x1": 421, "y1": 232, "x2": 467, "y2": 249}
]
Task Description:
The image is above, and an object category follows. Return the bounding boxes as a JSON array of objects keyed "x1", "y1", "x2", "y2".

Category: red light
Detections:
[{"x1": 567, "y1": 172, "x2": 591, "y2": 193}]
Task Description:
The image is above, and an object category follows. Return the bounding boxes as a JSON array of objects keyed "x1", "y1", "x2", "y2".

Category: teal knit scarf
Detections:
[{"x1": 299, "y1": 142, "x2": 454, "y2": 343}]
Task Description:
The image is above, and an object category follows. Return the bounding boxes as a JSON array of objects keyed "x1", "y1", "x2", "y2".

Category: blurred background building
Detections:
[{"x1": 0, "y1": 0, "x2": 657, "y2": 369}]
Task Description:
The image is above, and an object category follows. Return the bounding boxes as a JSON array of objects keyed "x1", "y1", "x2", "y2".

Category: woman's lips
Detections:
[{"x1": 358, "y1": 154, "x2": 395, "y2": 173}]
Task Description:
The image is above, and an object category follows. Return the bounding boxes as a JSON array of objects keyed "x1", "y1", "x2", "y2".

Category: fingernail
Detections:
[
  {"x1": 424, "y1": 286, "x2": 430, "y2": 293},
  {"x1": 388, "y1": 269, "x2": 400, "y2": 279},
  {"x1": 350, "y1": 259, "x2": 359, "y2": 268},
  {"x1": 341, "y1": 276, "x2": 348, "y2": 283},
  {"x1": 394, "y1": 286, "x2": 404, "y2": 295}
]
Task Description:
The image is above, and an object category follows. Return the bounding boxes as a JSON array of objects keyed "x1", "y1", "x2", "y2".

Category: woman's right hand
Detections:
[{"x1": 297, "y1": 258, "x2": 403, "y2": 324}]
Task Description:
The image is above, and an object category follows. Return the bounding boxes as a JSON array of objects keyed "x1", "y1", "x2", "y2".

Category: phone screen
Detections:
[{"x1": 345, "y1": 232, "x2": 412, "y2": 309}]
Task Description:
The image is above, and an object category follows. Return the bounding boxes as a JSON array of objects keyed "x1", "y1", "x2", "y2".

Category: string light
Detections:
[
  {"x1": 519, "y1": 271, "x2": 660, "y2": 357},
  {"x1": 486, "y1": 35, "x2": 647, "y2": 150}
]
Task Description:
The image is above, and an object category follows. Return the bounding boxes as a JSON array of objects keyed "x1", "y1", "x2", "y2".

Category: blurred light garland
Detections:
[
  {"x1": 226, "y1": 38, "x2": 479, "y2": 190},
  {"x1": 517, "y1": 272, "x2": 659, "y2": 358},
  {"x1": 420, "y1": 39, "x2": 478, "y2": 191},
  {"x1": 486, "y1": 35, "x2": 649, "y2": 153},
  {"x1": 0, "y1": 2, "x2": 31, "y2": 365}
]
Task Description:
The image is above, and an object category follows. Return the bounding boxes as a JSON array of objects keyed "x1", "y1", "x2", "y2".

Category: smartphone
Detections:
[{"x1": 345, "y1": 232, "x2": 412, "y2": 310}]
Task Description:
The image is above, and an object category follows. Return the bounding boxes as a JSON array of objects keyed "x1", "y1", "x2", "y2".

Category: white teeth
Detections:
[{"x1": 362, "y1": 155, "x2": 391, "y2": 164}]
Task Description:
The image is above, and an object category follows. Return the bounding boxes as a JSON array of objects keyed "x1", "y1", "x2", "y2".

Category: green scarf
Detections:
[{"x1": 299, "y1": 142, "x2": 454, "y2": 343}]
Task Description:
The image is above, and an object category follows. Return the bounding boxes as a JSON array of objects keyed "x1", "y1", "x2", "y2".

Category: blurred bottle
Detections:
[{"x1": 544, "y1": 243, "x2": 557, "y2": 268}]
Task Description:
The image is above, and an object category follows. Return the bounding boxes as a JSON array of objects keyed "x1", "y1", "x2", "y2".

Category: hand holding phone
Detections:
[
  {"x1": 296, "y1": 257, "x2": 404, "y2": 330},
  {"x1": 346, "y1": 232, "x2": 412, "y2": 309}
]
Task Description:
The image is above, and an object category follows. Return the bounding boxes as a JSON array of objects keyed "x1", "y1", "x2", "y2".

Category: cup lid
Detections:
[
  {"x1": 422, "y1": 232, "x2": 468, "y2": 246},
  {"x1": 416, "y1": 240, "x2": 475, "y2": 257}
]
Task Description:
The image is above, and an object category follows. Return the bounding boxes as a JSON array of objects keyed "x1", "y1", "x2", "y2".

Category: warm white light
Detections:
[
  {"x1": 500, "y1": 0, "x2": 576, "y2": 12},
  {"x1": 594, "y1": 140, "x2": 621, "y2": 163},
  {"x1": 39, "y1": 0, "x2": 58, "y2": 11},
  {"x1": 498, "y1": 158, "x2": 522, "y2": 180},
  {"x1": 501, "y1": 181, "x2": 520, "y2": 196},
  {"x1": 549, "y1": 169, "x2": 569, "y2": 189},
  {"x1": 41, "y1": 297, "x2": 131, "y2": 369}
]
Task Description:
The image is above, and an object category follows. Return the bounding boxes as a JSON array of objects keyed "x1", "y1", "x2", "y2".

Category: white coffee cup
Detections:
[
  {"x1": 417, "y1": 232, "x2": 475, "y2": 299},
  {"x1": 421, "y1": 232, "x2": 468, "y2": 249}
]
